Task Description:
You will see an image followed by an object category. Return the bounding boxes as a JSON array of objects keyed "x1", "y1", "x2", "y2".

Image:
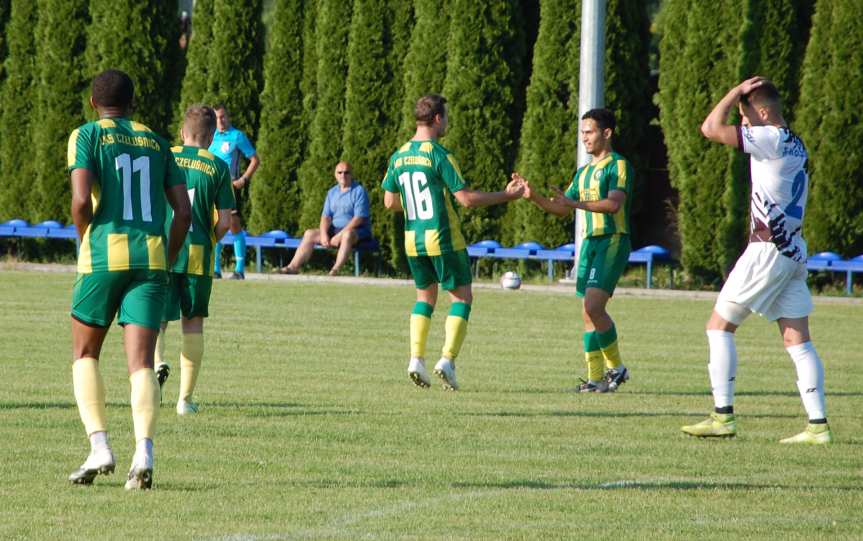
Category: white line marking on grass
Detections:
[{"x1": 210, "y1": 489, "x2": 505, "y2": 541}]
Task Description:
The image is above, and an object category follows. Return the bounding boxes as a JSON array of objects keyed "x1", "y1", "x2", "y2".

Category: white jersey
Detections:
[{"x1": 738, "y1": 125, "x2": 809, "y2": 262}]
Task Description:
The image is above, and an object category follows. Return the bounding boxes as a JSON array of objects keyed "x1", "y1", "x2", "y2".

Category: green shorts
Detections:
[
  {"x1": 576, "y1": 234, "x2": 631, "y2": 297},
  {"x1": 164, "y1": 273, "x2": 213, "y2": 321},
  {"x1": 71, "y1": 270, "x2": 168, "y2": 330},
  {"x1": 408, "y1": 249, "x2": 472, "y2": 291}
]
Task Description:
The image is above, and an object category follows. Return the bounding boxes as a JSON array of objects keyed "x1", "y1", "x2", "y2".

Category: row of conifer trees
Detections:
[{"x1": 0, "y1": 0, "x2": 859, "y2": 282}]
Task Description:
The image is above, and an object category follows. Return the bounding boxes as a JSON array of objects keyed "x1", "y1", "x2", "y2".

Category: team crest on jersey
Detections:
[
  {"x1": 221, "y1": 141, "x2": 231, "y2": 154},
  {"x1": 593, "y1": 170, "x2": 603, "y2": 180}
]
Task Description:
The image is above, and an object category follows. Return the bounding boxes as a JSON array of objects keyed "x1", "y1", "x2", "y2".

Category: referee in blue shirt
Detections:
[
  {"x1": 278, "y1": 161, "x2": 371, "y2": 276},
  {"x1": 209, "y1": 104, "x2": 260, "y2": 279}
]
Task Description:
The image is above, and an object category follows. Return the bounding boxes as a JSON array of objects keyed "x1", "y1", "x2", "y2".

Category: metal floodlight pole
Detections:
[{"x1": 574, "y1": 0, "x2": 606, "y2": 276}]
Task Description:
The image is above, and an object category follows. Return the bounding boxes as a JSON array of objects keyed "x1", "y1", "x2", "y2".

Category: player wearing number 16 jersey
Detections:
[
  {"x1": 66, "y1": 69, "x2": 192, "y2": 490},
  {"x1": 683, "y1": 77, "x2": 832, "y2": 444},
  {"x1": 382, "y1": 94, "x2": 524, "y2": 391}
]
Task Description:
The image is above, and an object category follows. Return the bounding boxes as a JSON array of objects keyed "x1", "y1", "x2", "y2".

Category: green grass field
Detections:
[{"x1": 1, "y1": 270, "x2": 861, "y2": 540}]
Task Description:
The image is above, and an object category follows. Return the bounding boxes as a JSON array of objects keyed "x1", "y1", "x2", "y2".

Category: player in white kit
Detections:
[{"x1": 682, "y1": 77, "x2": 832, "y2": 444}]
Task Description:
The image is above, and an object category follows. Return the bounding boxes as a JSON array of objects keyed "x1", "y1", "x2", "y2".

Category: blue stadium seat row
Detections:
[
  {"x1": 467, "y1": 240, "x2": 674, "y2": 288},
  {"x1": 0, "y1": 219, "x2": 379, "y2": 277},
  {"x1": 4, "y1": 218, "x2": 863, "y2": 291}
]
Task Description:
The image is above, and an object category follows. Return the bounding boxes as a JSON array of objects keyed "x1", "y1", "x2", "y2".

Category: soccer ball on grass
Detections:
[{"x1": 499, "y1": 271, "x2": 522, "y2": 290}]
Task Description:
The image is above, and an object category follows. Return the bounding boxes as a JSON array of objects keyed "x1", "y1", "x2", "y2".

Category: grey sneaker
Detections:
[
  {"x1": 433, "y1": 358, "x2": 459, "y2": 391},
  {"x1": 606, "y1": 367, "x2": 629, "y2": 391},
  {"x1": 408, "y1": 357, "x2": 431, "y2": 388},
  {"x1": 228, "y1": 271, "x2": 245, "y2": 280},
  {"x1": 577, "y1": 379, "x2": 610, "y2": 393},
  {"x1": 69, "y1": 448, "x2": 115, "y2": 485}
]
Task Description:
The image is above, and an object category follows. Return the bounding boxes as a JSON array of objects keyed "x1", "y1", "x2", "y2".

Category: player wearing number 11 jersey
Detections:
[
  {"x1": 382, "y1": 94, "x2": 524, "y2": 391},
  {"x1": 66, "y1": 69, "x2": 191, "y2": 490}
]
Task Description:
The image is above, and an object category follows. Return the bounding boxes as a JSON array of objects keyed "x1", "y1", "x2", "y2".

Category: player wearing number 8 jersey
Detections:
[
  {"x1": 382, "y1": 94, "x2": 524, "y2": 390},
  {"x1": 683, "y1": 77, "x2": 832, "y2": 444},
  {"x1": 66, "y1": 69, "x2": 192, "y2": 490}
]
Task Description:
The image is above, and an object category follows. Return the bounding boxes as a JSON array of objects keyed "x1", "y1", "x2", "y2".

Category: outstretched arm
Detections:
[
  {"x1": 514, "y1": 173, "x2": 570, "y2": 217},
  {"x1": 549, "y1": 185, "x2": 626, "y2": 214},
  {"x1": 701, "y1": 76, "x2": 765, "y2": 147},
  {"x1": 452, "y1": 178, "x2": 523, "y2": 208}
]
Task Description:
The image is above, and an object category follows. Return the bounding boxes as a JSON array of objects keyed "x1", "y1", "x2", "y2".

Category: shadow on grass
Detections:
[
  {"x1": 0, "y1": 401, "x2": 76, "y2": 410},
  {"x1": 459, "y1": 410, "x2": 707, "y2": 419},
  {"x1": 449, "y1": 479, "x2": 862, "y2": 492},
  {"x1": 630, "y1": 390, "x2": 863, "y2": 398}
]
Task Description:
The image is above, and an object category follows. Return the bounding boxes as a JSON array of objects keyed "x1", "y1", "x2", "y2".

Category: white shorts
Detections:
[{"x1": 716, "y1": 242, "x2": 812, "y2": 322}]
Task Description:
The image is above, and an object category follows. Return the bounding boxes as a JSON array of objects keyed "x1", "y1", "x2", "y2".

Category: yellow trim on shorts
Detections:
[
  {"x1": 188, "y1": 244, "x2": 205, "y2": 275},
  {"x1": 404, "y1": 230, "x2": 418, "y2": 257}
]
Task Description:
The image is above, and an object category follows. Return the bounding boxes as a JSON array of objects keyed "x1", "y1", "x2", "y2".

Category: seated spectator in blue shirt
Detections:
[{"x1": 278, "y1": 161, "x2": 371, "y2": 276}]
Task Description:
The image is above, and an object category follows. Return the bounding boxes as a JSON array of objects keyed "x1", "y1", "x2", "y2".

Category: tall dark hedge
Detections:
[
  {"x1": 798, "y1": 1, "x2": 863, "y2": 256},
  {"x1": 399, "y1": 0, "x2": 449, "y2": 140},
  {"x1": 504, "y1": 0, "x2": 581, "y2": 249},
  {"x1": 342, "y1": 0, "x2": 413, "y2": 270},
  {"x1": 297, "y1": 0, "x2": 352, "y2": 231},
  {"x1": 208, "y1": 0, "x2": 264, "y2": 140},
  {"x1": 84, "y1": 0, "x2": 180, "y2": 138},
  {"x1": 33, "y1": 0, "x2": 89, "y2": 223},
  {"x1": 299, "y1": 0, "x2": 317, "y2": 160},
  {"x1": 0, "y1": 1, "x2": 38, "y2": 221},
  {"x1": 249, "y1": 0, "x2": 305, "y2": 234},
  {"x1": 173, "y1": 0, "x2": 215, "y2": 138},
  {"x1": 442, "y1": 0, "x2": 525, "y2": 243},
  {"x1": 0, "y1": 0, "x2": 9, "y2": 216},
  {"x1": 658, "y1": 0, "x2": 747, "y2": 284}
]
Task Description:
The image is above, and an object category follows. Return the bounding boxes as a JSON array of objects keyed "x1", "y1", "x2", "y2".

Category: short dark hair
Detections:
[
  {"x1": 213, "y1": 103, "x2": 228, "y2": 113},
  {"x1": 183, "y1": 105, "x2": 217, "y2": 139},
  {"x1": 91, "y1": 69, "x2": 134, "y2": 109},
  {"x1": 415, "y1": 94, "x2": 447, "y2": 125},
  {"x1": 741, "y1": 80, "x2": 781, "y2": 110},
  {"x1": 582, "y1": 108, "x2": 616, "y2": 133}
]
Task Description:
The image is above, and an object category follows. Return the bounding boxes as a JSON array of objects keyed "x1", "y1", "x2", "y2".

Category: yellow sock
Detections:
[
  {"x1": 72, "y1": 357, "x2": 107, "y2": 435},
  {"x1": 410, "y1": 302, "x2": 433, "y2": 358},
  {"x1": 597, "y1": 324, "x2": 623, "y2": 370},
  {"x1": 586, "y1": 350, "x2": 605, "y2": 382},
  {"x1": 179, "y1": 332, "x2": 204, "y2": 402},
  {"x1": 441, "y1": 302, "x2": 471, "y2": 360},
  {"x1": 129, "y1": 368, "x2": 159, "y2": 441},
  {"x1": 155, "y1": 327, "x2": 167, "y2": 366}
]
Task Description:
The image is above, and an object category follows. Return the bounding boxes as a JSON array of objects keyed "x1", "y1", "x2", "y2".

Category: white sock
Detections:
[
  {"x1": 707, "y1": 330, "x2": 737, "y2": 409},
  {"x1": 786, "y1": 341, "x2": 826, "y2": 421},
  {"x1": 134, "y1": 438, "x2": 154, "y2": 467},
  {"x1": 89, "y1": 431, "x2": 109, "y2": 453}
]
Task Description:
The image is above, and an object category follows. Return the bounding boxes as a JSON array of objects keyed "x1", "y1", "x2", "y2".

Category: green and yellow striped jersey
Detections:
[
  {"x1": 382, "y1": 140, "x2": 467, "y2": 256},
  {"x1": 564, "y1": 151, "x2": 634, "y2": 238},
  {"x1": 67, "y1": 117, "x2": 185, "y2": 273},
  {"x1": 165, "y1": 145, "x2": 235, "y2": 276}
]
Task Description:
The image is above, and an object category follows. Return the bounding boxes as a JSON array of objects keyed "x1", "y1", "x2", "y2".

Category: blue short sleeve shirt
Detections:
[
  {"x1": 208, "y1": 126, "x2": 256, "y2": 179},
  {"x1": 322, "y1": 181, "x2": 371, "y2": 234}
]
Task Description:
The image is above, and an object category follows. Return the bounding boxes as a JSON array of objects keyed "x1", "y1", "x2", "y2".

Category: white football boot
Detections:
[
  {"x1": 68, "y1": 447, "x2": 115, "y2": 485},
  {"x1": 433, "y1": 358, "x2": 459, "y2": 391},
  {"x1": 408, "y1": 357, "x2": 431, "y2": 388},
  {"x1": 176, "y1": 399, "x2": 199, "y2": 416},
  {"x1": 124, "y1": 451, "x2": 154, "y2": 490}
]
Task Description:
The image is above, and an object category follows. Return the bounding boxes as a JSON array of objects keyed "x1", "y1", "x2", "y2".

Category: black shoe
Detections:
[
  {"x1": 213, "y1": 271, "x2": 222, "y2": 279},
  {"x1": 605, "y1": 367, "x2": 630, "y2": 391},
  {"x1": 229, "y1": 271, "x2": 245, "y2": 280},
  {"x1": 155, "y1": 363, "x2": 170, "y2": 388}
]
